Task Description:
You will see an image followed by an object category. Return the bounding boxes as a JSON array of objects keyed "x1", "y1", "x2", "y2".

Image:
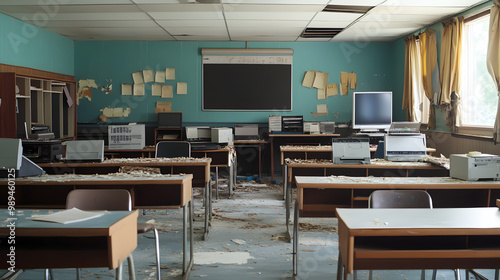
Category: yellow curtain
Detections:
[
  {"x1": 419, "y1": 29, "x2": 439, "y2": 128},
  {"x1": 487, "y1": 0, "x2": 500, "y2": 143},
  {"x1": 440, "y1": 17, "x2": 464, "y2": 131},
  {"x1": 403, "y1": 35, "x2": 420, "y2": 122}
]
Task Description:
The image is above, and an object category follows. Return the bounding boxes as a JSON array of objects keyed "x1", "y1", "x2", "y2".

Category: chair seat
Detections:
[{"x1": 137, "y1": 222, "x2": 155, "y2": 234}]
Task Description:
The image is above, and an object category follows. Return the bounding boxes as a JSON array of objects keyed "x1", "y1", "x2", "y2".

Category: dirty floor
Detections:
[{"x1": 2, "y1": 178, "x2": 497, "y2": 280}]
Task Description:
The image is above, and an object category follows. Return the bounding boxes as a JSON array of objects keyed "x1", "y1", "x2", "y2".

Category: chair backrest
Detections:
[
  {"x1": 66, "y1": 189, "x2": 132, "y2": 211},
  {"x1": 368, "y1": 190, "x2": 433, "y2": 209},
  {"x1": 155, "y1": 141, "x2": 191, "y2": 158},
  {"x1": 373, "y1": 141, "x2": 385, "y2": 159}
]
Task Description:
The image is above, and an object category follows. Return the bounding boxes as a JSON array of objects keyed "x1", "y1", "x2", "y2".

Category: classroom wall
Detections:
[
  {"x1": 74, "y1": 41, "x2": 405, "y2": 125},
  {"x1": 0, "y1": 13, "x2": 74, "y2": 76}
]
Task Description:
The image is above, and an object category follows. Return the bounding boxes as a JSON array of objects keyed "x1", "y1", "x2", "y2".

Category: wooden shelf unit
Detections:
[{"x1": 0, "y1": 71, "x2": 76, "y2": 139}]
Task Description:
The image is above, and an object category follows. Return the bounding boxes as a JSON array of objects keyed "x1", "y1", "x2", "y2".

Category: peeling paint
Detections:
[
  {"x1": 77, "y1": 79, "x2": 98, "y2": 105},
  {"x1": 100, "y1": 106, "x2": 131, "y2": 118},
  {"x1": 101, "y1": 79, "x2": 112, "y2": 94}
]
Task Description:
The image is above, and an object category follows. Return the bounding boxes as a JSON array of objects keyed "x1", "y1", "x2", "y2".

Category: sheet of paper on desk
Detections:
[{"x1": 32, "y1": 208, "x2": 108, "y2": 224}]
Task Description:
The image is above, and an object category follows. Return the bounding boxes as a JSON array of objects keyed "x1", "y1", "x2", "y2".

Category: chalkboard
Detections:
[
  {"x1": 202, "y1": 63, "x2": 292, "y2": 111},
  {"x1": 201, "y1": 49, "x2": 293, "y2": 111}
]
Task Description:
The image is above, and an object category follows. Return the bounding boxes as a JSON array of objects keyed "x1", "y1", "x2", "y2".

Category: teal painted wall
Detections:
[
  {"x1": 0, "y1": 13, "x2": 74, "y2": 76},
  {"x1": 75, "y1": 41, "x2": 403, "y2": 124}
]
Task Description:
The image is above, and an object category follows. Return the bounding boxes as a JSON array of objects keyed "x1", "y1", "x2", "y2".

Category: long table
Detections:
[
  {"x1": 0, "y1": 173, "x2": 194, "y2": 279},
  {"x1": 284, "y1": 159, "x2": 449, "y2": 241},
  {"x1": 38, "y1": 158, "x2": 212, "y2": 239},
  {"x1": 336, "y1": 208, "x2": 500, "y2": 280},
  {"x1": 292, "y1": 175, "x2": 500, "y2": 278},
  {"x1": 0, "y1": 209, "x2": 138, "y2": 279}
]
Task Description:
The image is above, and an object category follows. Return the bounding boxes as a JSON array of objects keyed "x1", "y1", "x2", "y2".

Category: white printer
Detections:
[
  {"x1": 332, "y1": 138, "x2": 371, "y2": 164},
  {"x1": 450, "y1": 153, "x2": 500, "y2": 181},
  {"x1": 384, "y1": 134, "x2": 426, "y2": 162}
]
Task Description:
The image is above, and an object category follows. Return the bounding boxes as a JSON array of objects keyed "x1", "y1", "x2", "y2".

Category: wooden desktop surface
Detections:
[
  {"x1": 0, "y1": 173, "x2": 193, "y2": 209},
  {"x1": 0, "y1": 209, "x2": 138, "y2": 270},
  {"x1": 336, "y1": 208, "x2": 500, "y2": 277},
  {"x1": 295, "y1": 176, "x2": 500, "y2": 217}
]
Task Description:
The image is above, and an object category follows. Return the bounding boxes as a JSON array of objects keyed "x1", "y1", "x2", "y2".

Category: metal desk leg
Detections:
[
  {"x1": 182, "y1": 201, "x2": 194, "y2": 280},
  {"x1": 292, "y1": 200, "x2": 299, "y2": 277},
  {"x1": 215, "y1": 167, "x2": 219, "y2": 200},
  {"x1": 285, "y1": 171, "x2": 291, "y2": 242},
  {"x1": 203, "y1": 182, "x2": 211, "y2": 241},
  {"x1": 209, "y1": 180, "x2": 213, "y2": 223},
  {"x1": 283, "y1": 163, "x2": 287, "y2": 200},
  {"x1": 229, "y1": 164, "x2": 234, "y2": 197},
  {"x1": 337, "y1": 253, "x2": 343, "y2": 280}
]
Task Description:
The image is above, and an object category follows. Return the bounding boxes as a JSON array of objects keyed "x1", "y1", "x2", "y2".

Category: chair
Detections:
[
  {"x1": 155, "y1": 141, "x2": 191, "y2": 158},
  {"x1": 360, "y1": 190, "x2": 460, "y2": 280},
  {"x1": 64, "y1": 189, "x2": 161, "y2": 280}
]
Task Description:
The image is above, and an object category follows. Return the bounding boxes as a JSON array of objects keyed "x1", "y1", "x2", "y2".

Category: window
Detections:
[{"x1": 461, "y1": 11, "x2": 498, "y2": 128}]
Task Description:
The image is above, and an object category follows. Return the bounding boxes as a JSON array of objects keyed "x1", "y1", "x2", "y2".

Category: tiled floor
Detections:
[{"x1": 2, "y1": 178, "x2": 498, "y2": 280}]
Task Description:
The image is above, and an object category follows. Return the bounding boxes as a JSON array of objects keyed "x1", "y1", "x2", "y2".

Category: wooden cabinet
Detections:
[
  {"x1": 0, "y1": 72, "x2": 76, "y2": 139},
  {"x1": 154, "y1": 128, "x2": 183, "y2": 144}
]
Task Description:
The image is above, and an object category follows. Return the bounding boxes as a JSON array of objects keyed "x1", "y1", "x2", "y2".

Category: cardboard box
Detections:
[{"x1": 108, "y1": 124, "x2": 145, "y2": 150}]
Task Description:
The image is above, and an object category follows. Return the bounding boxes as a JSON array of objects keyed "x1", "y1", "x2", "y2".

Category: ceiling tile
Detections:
[
  {"x1": 360, "y1": 13, "x2": 442, "y2": 26},
  {"x1": 369, "y1": 6, "x2": 466, "y2": 16},
  {"x1": 307, "y1": 20, "x2": 352, "y2": 28},
  {"x1": 223, "y1": 4, "x2": 324, "y2": 20},
  {"x1": 350, "y1": 20, "x2": 426, "y2": 30},
  {"x1": 222, "y1": 0, "x2": 329, "y2": 3},
  {"x1": 327, "y1": 0, "x2": 385, "y2": 6},
  {"x1": 380, "y1": 0, "x2": 487, "y2": 7},
  {"x1": 142, "y1": 4, "x2": 223, "y2": 20},
  {"x1": 42, "y1": 20, "x2": 159, "y2": 28},
  {"x1": 230, "y1": 35, "x2": 299, "y2": 41},
  {"x1": 166, "y1": 27, "x2": 228, "y2": 36},
  {"x1": 0, "y1": 0, "x2": 132, "y2": 4},
  {"x1": 313, "y1": 11, "x2": 363, "y2": 21},
  {"x1": 157, "y1": 19, "x2": 226, "y2": 28},
  {"x1": 228, "y1": 27, "x2": 303, "y2": 37},
  {"x1": 174, "y1": 35, "x2": 230, "y2": 41},
  {"x1": 226, "y1": 20, "x2": 309, "y2": 28}
]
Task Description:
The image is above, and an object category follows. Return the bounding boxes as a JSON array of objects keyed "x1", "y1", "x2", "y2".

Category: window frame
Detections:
[{"x1": 458, "y1": 9, "x2": 495, "y2": 136}]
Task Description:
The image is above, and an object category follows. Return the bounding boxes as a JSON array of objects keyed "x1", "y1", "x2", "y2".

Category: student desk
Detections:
[
  {"x1": 292, "y1": 176, "x2": 500, "y2": 277},
  {"x1": 191, "y1": 146, "x2": 235, "y2": 198},
  {"x1": 268, "y1": 134, "x2": 340, "y2": 182},
  {"x1": 0, "y1": 210, "x2": 138, "y2": 279},
  {"x1": 336, "y1": 208, "x2": 500, "y2": 280},
  {"x1": 283, "y1": 160, "x2": 449, "y2": 240},
  {"x1": 0, "y1": 173, "x2": 194, "y2": 279},
  {"x1": 38, "y1": 158, "x2": 212, "y2": 240},
  {"x1": 233, "y1": 140, "x2": 267, "y2": 180}
]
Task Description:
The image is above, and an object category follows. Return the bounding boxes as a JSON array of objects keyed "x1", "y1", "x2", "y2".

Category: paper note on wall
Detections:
[
  {"x1": 155, "y1": 101, "x2": 172, "y2": 113},
  {"x1": 177, "y1": 82, "x2": 187, "y2": 95},
  {"x1": 302, "y1": 71, "x2": 315, "y2": 88},
  {"x1": 122, "y1": 84, "x2": 132, "y2": 95},
  {"x1": 155, "y1": 71, "x2": 166, "y2": 83},
  {"x1": 317, "y1": 88, "x2": 326, "y2": 100},
  {"x1": 312, "y1": 104, "x2": 328, "y2": 117},
  {"x1": 313, "y1": 71, "x2": 329, "y2": 89},
  {"x1": 133, "y1": 84, "x2": 144, "y2": 96},
  {"x1": 132, "y1": 72, "x2": 144, "y2": 84},
  {"x1": 162, "y1": 85, "x2": 173, "y2": 98},
  {"x1": 143, "y1": 69, "x2": 154, "y2": 83},
  {"x1": 327, "y1": 83, "x2": 338, "y2": 96},
  {"x1": 166, "y1": 68, "x2": 175, "y2": 80},
  {"x1": 152, "y1": 84, "x2": 162, "y2": 96}
]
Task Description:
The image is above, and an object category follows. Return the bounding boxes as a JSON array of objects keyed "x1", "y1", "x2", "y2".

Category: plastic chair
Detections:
[
  {"x1": 155, "y1": 141, "x2": 191, "y2": 158},
  {"x1": 361, "y1": 190, "x2": 460, "y2": 280},
  {"x1": 65, "y1": 189, "x2": 161, "y2": 280}
]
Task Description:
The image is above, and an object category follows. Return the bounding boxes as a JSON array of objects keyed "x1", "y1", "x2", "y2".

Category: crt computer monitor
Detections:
[
  {"x1": 158, "y1": 112, "x2": 182, "y2": 128},
  {"x1": 352, "y1": 91, "x2": 392, "y2": 132}
]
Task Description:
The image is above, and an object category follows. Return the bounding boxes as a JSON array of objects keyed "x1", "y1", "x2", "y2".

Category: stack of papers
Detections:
[{"x1": 32, "y1": 208, "x2": 108, "y2": 224}]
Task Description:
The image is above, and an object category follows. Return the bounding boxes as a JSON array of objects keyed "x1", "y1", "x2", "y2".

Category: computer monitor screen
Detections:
[
  {"x1": 352, "y1": 91, "x2": 392, "y2": 131},
  {"x1": 158, "y1": 112, "x2": 182, "y2": 128},
  {"x1": 0, "y1": 138, "x2": 22, "y2": 170}
]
